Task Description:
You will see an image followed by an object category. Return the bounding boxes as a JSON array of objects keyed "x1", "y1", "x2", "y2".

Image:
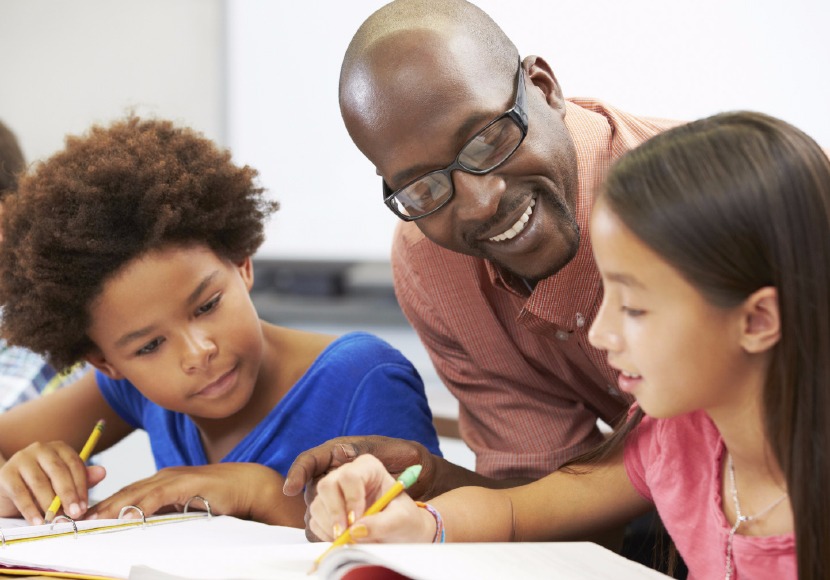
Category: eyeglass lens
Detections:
[{"x1": 392, "y1": 116, "x2": 524, "y2": 218}]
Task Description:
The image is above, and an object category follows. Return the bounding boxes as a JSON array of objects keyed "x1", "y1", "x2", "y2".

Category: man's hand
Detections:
[{"x1": 283, "y1": 436, "x2": 440, "y2": 540}]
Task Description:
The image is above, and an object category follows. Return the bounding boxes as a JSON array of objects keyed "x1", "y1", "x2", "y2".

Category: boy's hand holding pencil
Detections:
[{"x1": 0, "y1": 419, "x2": 106, "y2": 525}]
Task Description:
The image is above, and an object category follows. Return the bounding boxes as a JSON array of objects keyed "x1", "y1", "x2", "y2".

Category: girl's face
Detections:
[
  {"x1": 86, "y1": 244, "x2": 265, "y2": 420},
  {"x1": 587, "y1": 199, "x2": 760, "y2": 419}
]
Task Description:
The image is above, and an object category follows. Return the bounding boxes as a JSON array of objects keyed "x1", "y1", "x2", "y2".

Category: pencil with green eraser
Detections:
[
  {"x1": 309, "y1": 463, "x2": 423, "y2": 573},
  {"x1": 43, "y1": 418, "x2": 106, "y2": 524}
]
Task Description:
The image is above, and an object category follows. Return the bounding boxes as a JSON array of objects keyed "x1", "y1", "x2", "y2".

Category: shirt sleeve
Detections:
[
  {"x1": 623, "y1": 411, "x2": 658, "y2": 503},
  {"x1": 340, "y1": 356, "x2": 443, "y2": 457},
  {"x1": 95, "y1": 370, "x2": 146, "y2": 430}
]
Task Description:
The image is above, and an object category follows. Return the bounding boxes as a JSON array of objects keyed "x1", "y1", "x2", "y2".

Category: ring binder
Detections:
[
  {"x1": 183, "y1": 495, "x2": 212, "y2": 517},
  {"x1": 117, "y1": 505, "x2": 147, "y2": 526},
  {"x1": 0, "y1": 495, "x2": 213, "y2": 547},
  {"x1": 50, "y1": 515, "x2": 79, "y2": 539}
]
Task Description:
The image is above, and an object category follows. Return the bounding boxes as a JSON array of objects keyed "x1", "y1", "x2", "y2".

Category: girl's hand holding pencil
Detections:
[{"x1": 309, "y1": 456, "x2": 436, "y2": 547}]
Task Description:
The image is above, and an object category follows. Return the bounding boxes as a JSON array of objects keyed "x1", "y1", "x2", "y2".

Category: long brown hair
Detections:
[{"x1": 597, "y1": 111, "x2": 830, "y2": 579}]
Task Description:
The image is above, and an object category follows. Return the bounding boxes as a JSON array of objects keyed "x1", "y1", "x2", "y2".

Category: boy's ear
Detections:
[
  {"x1": 85, "y1": 348, "x2": 124, "y2": 380},
  {"x1": 236, "y1": 256, "x2": 254, "y2": 291},
  {"x1": 740, "y1": 286, "x2": 781, "y2": 354}
]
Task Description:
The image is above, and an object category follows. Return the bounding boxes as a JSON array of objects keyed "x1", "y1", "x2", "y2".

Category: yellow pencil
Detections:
[
  {"x1": 43, "y1": 419, "x2": 106, "y2": 524},
  {"x1": 309, "y1": 463, "x2": 422, "y2": 574}
]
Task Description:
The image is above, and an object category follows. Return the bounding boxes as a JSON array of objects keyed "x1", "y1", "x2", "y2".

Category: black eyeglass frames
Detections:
[{"x1": 382, "y1": 61, "x2": 529, "y2": 221}]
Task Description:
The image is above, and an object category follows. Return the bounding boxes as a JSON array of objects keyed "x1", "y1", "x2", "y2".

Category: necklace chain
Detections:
[{"x1": 724, "y1": 453, "x2": 788, "y2": 580}]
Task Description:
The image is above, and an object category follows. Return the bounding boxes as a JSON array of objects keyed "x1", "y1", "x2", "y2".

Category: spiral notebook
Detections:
[{"x1": 0, "y1": 499, "x2": 309, "y2": 580}]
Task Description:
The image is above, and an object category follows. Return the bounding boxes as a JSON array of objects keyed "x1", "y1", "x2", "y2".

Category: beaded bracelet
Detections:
[{"x1": 415, "y1": 501, "x2": 445, "y2": 543}]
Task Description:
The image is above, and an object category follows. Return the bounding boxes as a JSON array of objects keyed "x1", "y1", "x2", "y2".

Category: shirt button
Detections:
[
  {"x1": 575, "y1": 313, "x2": 586, "y2": 328},
  {"x1": 555, "y1": 330, "x2": 569, "y2": 341},
  {"x1": 607, "y1": 384, "x2": 620, "y2": 396}
]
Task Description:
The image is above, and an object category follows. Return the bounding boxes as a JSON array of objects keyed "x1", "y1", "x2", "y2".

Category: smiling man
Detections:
[{"x1": 286, "y1": 0, "x2": 679, "y2": 502}]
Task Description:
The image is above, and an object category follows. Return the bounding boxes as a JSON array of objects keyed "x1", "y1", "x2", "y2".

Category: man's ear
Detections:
[
  {"x1": 236, "y1": 255, "x2": 254, "y2": 291},
  {"x1": 85, "y1": 348, "x2": 124, "y2": 380},
  {"x1": 524, "y1": 55, "x2": 565, "y2": 111},
  {"x1": 740, "y1": 286, "x2": 781, "y2": 354}
]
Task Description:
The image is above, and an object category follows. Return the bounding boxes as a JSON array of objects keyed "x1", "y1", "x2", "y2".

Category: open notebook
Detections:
[
  {"x1": 0, "y1": 513, "x2": 668, "y2": 579},
  {"x1": 127, "y1": 542, "x2": 669, "y2": 580},
  {"x1": 0, "y1": 512, "x2": 309, "y2": 579}
]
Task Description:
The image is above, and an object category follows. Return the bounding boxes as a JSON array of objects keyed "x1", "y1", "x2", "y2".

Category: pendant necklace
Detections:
[{"x1": 724, "y1": 453, "x2": 788, "y2": 580}]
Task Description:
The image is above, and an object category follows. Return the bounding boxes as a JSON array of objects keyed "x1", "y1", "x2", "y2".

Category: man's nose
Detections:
[{"x1": 450, "y1": 170, "x2": 506, "y2": 222}]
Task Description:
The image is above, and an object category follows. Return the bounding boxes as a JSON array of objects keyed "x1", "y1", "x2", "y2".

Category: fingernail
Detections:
[
  {"x1": 32, "y1": 517, "x2": 43, "y2": 526},
  {"x1": 337, "y1": 444, "x2": 357, "y2": 459},
  {"x1": 347, "y1": 511, "x2": 355, "y2": 526},
  {"x1": 80, "y1": 501, "x2": 88, "y2": 513},
  {"x1": 69, "y1": 503, "x2": 81, "y2": 517},
  {"x1": 333, "y1": 524, "x2": 343, "y2": 538},
  {"x1": 88, "y1": 513, "x2": 98, "y2": 520},
  {"x1": 350, "y1": 524, "x2": 368, "y2": 539}
]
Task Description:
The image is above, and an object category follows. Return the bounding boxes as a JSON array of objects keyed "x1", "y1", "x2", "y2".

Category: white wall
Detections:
[
  {"x1": 229, "y1": 0, "x2": 830, "y2": 261},
  {"x1": 0, "y1": 0, "x2": 225, "y2": 166},
  {"x1": 2, "y1": 0, "x2": 828, "y2": 262}
]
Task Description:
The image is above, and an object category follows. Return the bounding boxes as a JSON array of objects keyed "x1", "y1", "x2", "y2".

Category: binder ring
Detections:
[
  {"x1": 50, "y1": 515, "x2": 79, "y2": 538},
  {"x1": 118, "y1": 505, "x2": 147, "y2": 527},
  {"x1": 183, "y1": 495, "x2": 212, "y2": 518},
  {"x1": 0, "y1": 527, "x2": 5, "y2": 548}
]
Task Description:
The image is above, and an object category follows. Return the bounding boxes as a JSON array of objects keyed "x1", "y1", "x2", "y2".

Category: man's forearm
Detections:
[{"x1": 424, "y1": 455, "x2": 534, "y2": 499}]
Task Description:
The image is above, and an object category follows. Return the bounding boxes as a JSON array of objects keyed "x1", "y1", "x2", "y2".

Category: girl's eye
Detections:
[
  {"x1": 136, "y1": 337, "x2": 164, "y2": 356},
  {"x1": 621, "y1": 306, "x2": 646, "y2": 318},
  {"x1": 197, "y1": 294, "x2": 221, "y2": 316}
]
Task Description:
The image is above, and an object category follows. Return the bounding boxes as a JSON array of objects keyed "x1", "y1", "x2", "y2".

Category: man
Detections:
[
  {"x1": 0, "y1": 119, "x2": 87, "y2": 409},
  {"x1": 285, "y1": 0, "x2": 678, "y2": 499}
]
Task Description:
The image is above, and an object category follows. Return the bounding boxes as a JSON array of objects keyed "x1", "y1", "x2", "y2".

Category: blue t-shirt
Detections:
[{"x1": 97, "y1": 332, "x2": 442, "y2": 476}]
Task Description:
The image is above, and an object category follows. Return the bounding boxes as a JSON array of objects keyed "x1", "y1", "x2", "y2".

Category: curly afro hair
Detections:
[{"x1": 0, "y1": 116, "x2": 278, "y2": 370}]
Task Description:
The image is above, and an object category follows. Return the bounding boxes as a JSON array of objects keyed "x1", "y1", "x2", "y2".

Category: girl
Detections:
[
  {"x1": 308, "y1": 111, "x2": 830, "y2": 579},
  {"x1": 0, "y1": 117, "x2": 441, "y2": 528}
]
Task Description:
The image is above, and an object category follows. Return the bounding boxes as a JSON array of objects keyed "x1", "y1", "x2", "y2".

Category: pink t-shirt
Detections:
[{"x1": 624, "y1": 410, "x2": 795, "y2": 579}]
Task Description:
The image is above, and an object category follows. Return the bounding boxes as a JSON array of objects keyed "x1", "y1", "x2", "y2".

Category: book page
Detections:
[
  {"x1": 128, "y1": 541, "x2": 670, "y2": 580},
  {"x1": 315, "y1": 542, "x2": 671, "y2": 580},
  {"x1": 0, "y1": 515, "x2": 309, "y2": 579}
]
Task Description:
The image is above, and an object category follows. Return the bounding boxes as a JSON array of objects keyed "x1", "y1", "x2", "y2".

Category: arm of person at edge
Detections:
[
  {"x1": 308, "y1": 452, "x2": 650, "y2": 545},
  {"x1": 87, "y1": 462, "x2": 306, "y2": 527},
  {"x1": 0, "y1": 372, "x2": 132, "y2": 523}
]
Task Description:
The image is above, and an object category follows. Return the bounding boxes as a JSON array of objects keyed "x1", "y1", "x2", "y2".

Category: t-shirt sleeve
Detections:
[
  {"x1": 95, "y1": 369, "x2": 145, "y2": 430},
  {"x1": 327, "y1": 333, "x2": 443, "y2": 458},
  {"x1": 623, "y1": 410, "x2": 658, "y2": 503},
  {"x1": 341, "y1": 359, "x2": 443, "y2": 457}
]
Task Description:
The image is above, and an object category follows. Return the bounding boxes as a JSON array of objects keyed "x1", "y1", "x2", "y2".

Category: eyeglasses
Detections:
[{"x1": 382, "y1": 61, "x2": 529, "y2": 221}]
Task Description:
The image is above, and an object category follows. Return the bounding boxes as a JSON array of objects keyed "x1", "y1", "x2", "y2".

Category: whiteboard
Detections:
[{"x1": 146, "y1": 1, "x2": 830, "y2": 260}]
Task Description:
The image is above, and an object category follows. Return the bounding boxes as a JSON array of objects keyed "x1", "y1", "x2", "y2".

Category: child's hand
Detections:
[
  {"x1": 86, "y1": 463, "x2": 306, "y2": 527},
  {"x1": 308, "y1": 455, "x2": 435, "y2": 543},
  {"x1": 0, "y1": 441, "x2": 106, "y2": 524}
]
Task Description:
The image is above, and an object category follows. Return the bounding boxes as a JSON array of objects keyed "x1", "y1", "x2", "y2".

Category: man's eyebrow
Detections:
[
  {"x1": 388, "y1": 112, "x2": 494, "y2": 187},
  {"x1": 113, "y1": 271, "x2": 219, "y2": 349},
  {"x1": 605, "y1": 272, "x2": 647, "y2": 289}
]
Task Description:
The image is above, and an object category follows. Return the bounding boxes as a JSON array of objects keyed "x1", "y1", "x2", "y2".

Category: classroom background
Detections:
[{"x1": 1, "y1": 0, "x2": 828, "y2": 498}]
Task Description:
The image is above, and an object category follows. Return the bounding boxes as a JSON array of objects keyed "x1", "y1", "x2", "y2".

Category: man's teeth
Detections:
[
  {"x1": 489, "y1": 198, "x2": 536, "y2": 242},
  {"x1": 622, "y1": 371, "x2": 641, "y2": 379}
]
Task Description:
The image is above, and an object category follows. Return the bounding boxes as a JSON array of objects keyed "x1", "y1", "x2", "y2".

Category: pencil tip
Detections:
[
  {"x1": 44, "y1": 510, "x2": 56, "y2": 524},
  {"x1": 307, "y1": 562, "x2": 318, "y2": 575}
]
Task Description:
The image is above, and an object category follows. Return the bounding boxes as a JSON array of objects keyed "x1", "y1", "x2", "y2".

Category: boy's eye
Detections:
[
  {"x1": 621, "y1": 306, "x2": 646, "y2": 318},
  {"x1": 196, "y1": 294, "x2": 221, "y2": 316},
  {"x1": 136, "y1": 337, "x2": 164, "y2": 356}
]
